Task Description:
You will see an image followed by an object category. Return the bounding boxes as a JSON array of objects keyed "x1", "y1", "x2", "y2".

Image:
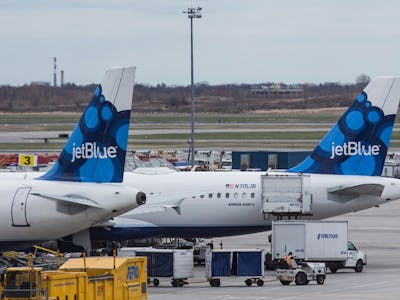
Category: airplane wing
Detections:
[
  {"x1": 327, "y1": 183, "x2": 385, "y2": 203},
  {"x1": 31, "y1": 193, "x2": 102, "y2": 208}
]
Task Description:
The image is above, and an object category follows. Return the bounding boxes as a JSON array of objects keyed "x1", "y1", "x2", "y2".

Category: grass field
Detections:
[
  {"x1": 2, "y1": 110, "x2": 400, "y2": 151},
  {"x1": 0, "y1": 110, "x2": 345, "y2": 125}
]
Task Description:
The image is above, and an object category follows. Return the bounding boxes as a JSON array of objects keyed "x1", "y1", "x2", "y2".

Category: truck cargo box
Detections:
[{"x1": 272, "y1": 221, "x2": 348, "y2": 261}]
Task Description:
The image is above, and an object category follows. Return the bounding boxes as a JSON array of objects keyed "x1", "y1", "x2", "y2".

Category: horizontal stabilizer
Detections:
[
  {"x1": 328, "y1": 183, "x2": 385, "y2": 202},
  {"x1": 31, "y1": 193, "x2": 102, "y2": 208}
]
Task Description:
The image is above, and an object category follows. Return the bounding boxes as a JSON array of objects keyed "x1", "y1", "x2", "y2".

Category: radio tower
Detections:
[{"x1": 53, "y1": 57, "x2": 57, "y2": 87}]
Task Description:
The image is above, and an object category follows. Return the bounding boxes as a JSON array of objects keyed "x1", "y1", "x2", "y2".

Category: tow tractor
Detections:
[{"x1": 276, "y1": 259, "x2": 326, "y2": 286}]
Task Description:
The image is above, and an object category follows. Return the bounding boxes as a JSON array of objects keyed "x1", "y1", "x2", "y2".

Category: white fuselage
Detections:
[
  {"x1": 5, "y1": 170, "x2": 400, "y2": 241},
  {"x1": 0, "y1": 173, "x2": 142, "y2": 248},
  {"x1": 92, "y1": 170, "x2": 400, "y2": 240}
]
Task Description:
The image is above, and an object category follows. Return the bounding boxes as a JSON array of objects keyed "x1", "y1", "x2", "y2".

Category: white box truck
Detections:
[{"x1": 271, "y1": 221, "x2": 367, "y2": 273}]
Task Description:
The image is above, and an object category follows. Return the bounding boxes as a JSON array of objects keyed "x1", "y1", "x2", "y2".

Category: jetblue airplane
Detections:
[
  {"x1": 0, "y1": 67, "x2": 146, "y2": 250},
  {"x1": 83, "y1": 76, "x2": 400, "y2": 245}
]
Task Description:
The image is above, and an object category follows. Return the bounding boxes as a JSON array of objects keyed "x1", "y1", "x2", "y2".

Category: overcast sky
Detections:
[{"x1": 1, "y1": 0, "x2": 399, "y2": 86}]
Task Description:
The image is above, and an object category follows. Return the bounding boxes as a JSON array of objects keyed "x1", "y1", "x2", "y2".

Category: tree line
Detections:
[{"x1": 0, "y1": 81, "x2": 364, "y2": 113}]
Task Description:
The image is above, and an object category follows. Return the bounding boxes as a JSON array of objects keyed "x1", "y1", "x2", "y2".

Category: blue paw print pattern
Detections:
[
  {"x1": 288, "y1": 91, "x2": 395, "y2": 176},
  {"x1": 40, "y1": 84, "x2": 131, "y2": 182}
]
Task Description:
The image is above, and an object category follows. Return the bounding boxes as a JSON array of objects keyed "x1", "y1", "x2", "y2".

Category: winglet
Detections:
[
  {"x1": 39, "y1": 67, "x2": 135, "y2": 182},
  {"x1": 288, "y1": 76, "x2": 400, "y2": 176}
]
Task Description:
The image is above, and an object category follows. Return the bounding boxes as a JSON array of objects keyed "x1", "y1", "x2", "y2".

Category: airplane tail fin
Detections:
[
  {"x1": 40, "y1": 66, "x2": 136, "y2": 182},
  {"x1": 288, "y1": 76, "x2": 400, "y2": 176}
]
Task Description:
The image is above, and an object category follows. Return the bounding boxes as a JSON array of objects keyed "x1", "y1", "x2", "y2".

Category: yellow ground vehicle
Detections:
[{"x1": 1, "y1": 256, "x2": 147, "y2": 300}]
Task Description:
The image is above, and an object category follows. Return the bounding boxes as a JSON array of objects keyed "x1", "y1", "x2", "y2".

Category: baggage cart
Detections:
[
  {"x1": 205, "y1": 249, "x2": 265, "y2": 287},
  {"x1": 118, "y1": 247, "x2": 193, "y2": 287}
]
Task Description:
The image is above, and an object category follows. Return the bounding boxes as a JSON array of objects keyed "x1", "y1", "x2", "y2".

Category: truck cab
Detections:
[{"x1": 327, "y1": 241, "x2": 367, "y2": 273}]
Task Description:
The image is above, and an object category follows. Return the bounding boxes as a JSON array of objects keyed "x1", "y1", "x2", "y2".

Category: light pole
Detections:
[{"x1": 183, "y1": 7, "x2": 201, "y2": 167}]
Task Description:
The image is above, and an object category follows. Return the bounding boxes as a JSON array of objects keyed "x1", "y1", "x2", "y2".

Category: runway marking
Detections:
[
  {"x1": 149, "y1": 288, "x2": 205, "y2": 296},
  {"x1": 215, "y1": 296, "x2": 272, "y2": 299},
  {"x1": 269, "y1": 279, "x2": 400, "y2": 300}
]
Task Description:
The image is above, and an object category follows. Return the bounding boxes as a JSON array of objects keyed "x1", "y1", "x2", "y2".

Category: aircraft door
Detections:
[{"x1": 11, "y1": 187, "x2": 31, "y2": 226}]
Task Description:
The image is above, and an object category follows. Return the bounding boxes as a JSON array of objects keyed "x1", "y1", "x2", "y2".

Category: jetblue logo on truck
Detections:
[
  {"x1": 330, "y1": 141, "x2": 380, "y2": 159},
  {"x1": 71, "y1": 142, "x2": 117, "y2": 163},
  {"x1": 317, "y1": 233, "x2": 339, "y2": 240}
]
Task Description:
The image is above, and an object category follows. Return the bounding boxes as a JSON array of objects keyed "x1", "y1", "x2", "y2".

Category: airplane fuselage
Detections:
[
  {"x1": 0, "y1": 174, "x2": 142, "y2": 248},
  {"x1": 89, "y1": 170, "x2": 400, "y2": 241}
]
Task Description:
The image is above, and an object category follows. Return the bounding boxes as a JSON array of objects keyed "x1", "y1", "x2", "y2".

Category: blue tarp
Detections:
[
  {"x1": 136, "y1": 252, "x2": 174, "y2": 277},
  {"x1": 237, "y1": 252, "x2": 262, "y2": 276},
  {"x1": 211, "y1": 252, "x2": 231, "y2": 277}
]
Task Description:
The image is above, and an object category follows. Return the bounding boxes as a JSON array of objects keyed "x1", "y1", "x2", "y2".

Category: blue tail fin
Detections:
[
  {"x1": 40, "y1": 66, "x2": 136, "y2": 182},
  {"x1": 288, "y1": 76, "x2": 400, "y2": 176}
]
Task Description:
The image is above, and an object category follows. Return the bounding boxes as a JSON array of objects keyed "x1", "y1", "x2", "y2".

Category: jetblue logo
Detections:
[
  {"x1": 330, "y1": 141, "x2": 380, "y2": 159},
  {"x1": 317, "y1": 233, "x2": 338, "y2": 240},
  {"x1": 71, "y1": 142, "x2": 117, "y2": 163}
]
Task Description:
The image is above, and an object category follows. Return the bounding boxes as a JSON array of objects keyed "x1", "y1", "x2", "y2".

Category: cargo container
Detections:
[
  {"x1": 2, "y1": 256, "x2": 148, "y2": 300},
  {"x1": 118, "y1": 247, "x2": 193, "y2": 287}
]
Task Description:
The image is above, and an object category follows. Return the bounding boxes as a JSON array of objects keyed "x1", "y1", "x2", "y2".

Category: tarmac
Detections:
[{"x1": 148, "y1": 200, "x2": 400, "y2": 299}]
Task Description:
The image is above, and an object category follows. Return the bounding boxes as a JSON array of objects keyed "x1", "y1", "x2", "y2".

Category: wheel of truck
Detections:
[
  {"x1": 256, "y1": 279, "x2": 264, "y2": 286},
  {"x1": 245, "y1": 279, "x2": 253, "y2": 286},
  {"x1": 153, "y1": 278, "x2": 160, "y2": 287},
  {"x1": 329, "y1": 267, "x2": 337, "y2": 273},
  {"x1": 214, "y1": 279, "x2": 221, "y2": 287},
  {"x1": 280, "y1": 280, "x2": 291, "y2": 285},
  {"x1": 295, "y1": 272, "x2": 309, "y2": 285},
  {"x1": 354, "y1": 260, "x2": 364, "y2": 273},
  {"x1": 172, "y1": 280, "x2": 179, "y2": 287},
  {"x1": 316, "y1": 275, "x2": 325, "y2": 285}
]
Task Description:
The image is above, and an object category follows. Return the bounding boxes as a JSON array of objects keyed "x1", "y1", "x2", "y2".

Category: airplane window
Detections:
[
  {"x1": 200, "y1": 195, "x2": 204, "y2": 199},
  {"x1": 208, "y1": 193, "x2": 213, "y2": 198},
  {"x1": 217, "y1": 193, "x2": 221, "y2": 198},
  {"x1": 251, "y1": 193, "x2": 255, "y2": 198},
  {"x1": 242, "y1": 192, "x2": 246, "y2": 199},
  {"x1": 234, "y1": 193, "x2": 238, "y2": 198},
  {"x1": 225, "y1": 193, "x2": 230, "y2": 198}
]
